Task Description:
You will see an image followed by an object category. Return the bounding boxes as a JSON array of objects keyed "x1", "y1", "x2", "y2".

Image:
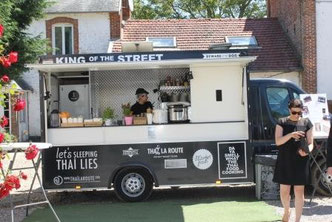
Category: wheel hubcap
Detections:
[
  {"x1": 121, "y1": 173, "x2": 145, "y2": 198},
  {"x1": 322, "y1": 170, "x2": 332, "y2": 187}
]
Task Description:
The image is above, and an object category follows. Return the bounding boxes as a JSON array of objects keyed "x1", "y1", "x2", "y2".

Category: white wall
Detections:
[
  {"x1": 316, "y1": 0, "x2": 332, "y2": 99},
  {"x1": 190, "y1": 63, "x2": 247, "y2": 122},
  {"x1": 27, "y1": 13, "x2": 111, "y2": 54}
]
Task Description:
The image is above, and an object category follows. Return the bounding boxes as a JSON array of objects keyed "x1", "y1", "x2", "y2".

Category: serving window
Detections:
[{"x1": 90, "y1": 68, "x2": 190, "y2": 119}]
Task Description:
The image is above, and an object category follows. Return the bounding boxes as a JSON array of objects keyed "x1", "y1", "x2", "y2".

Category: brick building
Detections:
[{"x1": 267, "y1": 0, "x2": 332, "y2": 108}]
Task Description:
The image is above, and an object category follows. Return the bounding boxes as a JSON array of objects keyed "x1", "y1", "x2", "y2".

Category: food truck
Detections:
[
  {"x1": 30, "y1": 49, "x2": 254, "y2": 201},
  {"x1": 30, "y1": 49, "x2": 330, "y2": 201}
]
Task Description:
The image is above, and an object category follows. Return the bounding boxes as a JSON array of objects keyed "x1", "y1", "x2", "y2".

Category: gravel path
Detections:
[
  {"x1": 266, "y1": 197, "x2": 332, "y2": 222},
  {"x1": 1, "y1": 153, "x2": 331, "y2": 222}
]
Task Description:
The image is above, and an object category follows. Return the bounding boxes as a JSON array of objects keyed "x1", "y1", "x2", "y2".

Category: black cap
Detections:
[{"x1": 135, "y1": 88, "x2": 149, "y2": 95}]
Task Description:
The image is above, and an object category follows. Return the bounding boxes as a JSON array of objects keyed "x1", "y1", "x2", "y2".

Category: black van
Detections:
[{"x1": 250, "y1": 78, "x2": 330, "y2": 196}]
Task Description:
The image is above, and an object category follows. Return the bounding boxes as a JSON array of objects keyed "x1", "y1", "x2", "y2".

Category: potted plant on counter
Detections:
[
  {"x1": 102, "y1": 107, "x2": 115, "y2": 126},
  {"x1": 122, "y1": 103, "x2": 133, "y2": 125}
]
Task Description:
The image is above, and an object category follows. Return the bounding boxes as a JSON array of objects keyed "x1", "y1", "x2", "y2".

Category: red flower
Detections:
[
  {"x1": 1, "y1": 75, "x2": 10, "y2": 83},
  {"x1": 4, "y1": 175, "x2": 21, "y2": 190},
  {"x1": 0, "y1": 133, "x2": 4, "y2": 143},
  {"x1": 0, "y1": 185, "x2": 10, "y2": 200},
  {"x1": 20, "y1": 172, "x2": 28, "y2": 180},
  {"x1": 0, "y1": 160, "x2": 2, "y2": 169},
  {"x1": 13, "y1": 99, "x2": 26, "y2": 111},
  {"x1": 8, "y1": 52, "x2": 18, "y2": 64},
  {"x1": 0, "y1": 24, "x2": 3, "y2": 38},
  {"x1": 1, "y1": 58, "x2": 11, "y2": 68},
  {"x1": 25, "y1": 145, "x2": 39, "y2": 160},
  {"x1": 0, "y1": 116, "x2": 8, "y2": 127}
]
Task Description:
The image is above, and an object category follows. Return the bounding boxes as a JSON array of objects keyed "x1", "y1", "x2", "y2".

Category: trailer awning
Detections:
[{"x1": 28, "y1": 50, "x2": 256, "y2": 73}]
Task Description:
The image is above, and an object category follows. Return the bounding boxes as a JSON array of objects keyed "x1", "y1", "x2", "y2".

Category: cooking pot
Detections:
[
  {"x1": 170, "y1": 93, "x2": 179, "y2": 102},
  {"x1": 168, "y1": 103, "x2": 189, "y2": 122},
  {"x1": 179, "y1": 92, "x2": 189, "y2": 102}
]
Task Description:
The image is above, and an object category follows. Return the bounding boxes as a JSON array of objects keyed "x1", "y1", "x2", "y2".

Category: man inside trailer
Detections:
[{"x1": 130, "y1": 88, "x2": 153, "y2": 116}]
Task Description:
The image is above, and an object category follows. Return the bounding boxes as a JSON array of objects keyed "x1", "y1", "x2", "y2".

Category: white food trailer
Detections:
[{"x1": 30, "y1": 49, "x2": 256, "y2": 201}]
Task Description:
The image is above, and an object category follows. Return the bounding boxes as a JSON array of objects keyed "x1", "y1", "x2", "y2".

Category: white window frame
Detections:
[
  {"x1": 225, "y1": 36, "x2": 258, "y2": 47},
  {"x1": 52, "y1": 24, "x2": 74, "y2": 55},
  {"x1": 146, "y1": 37, "x2": 177, "y2": 48}
]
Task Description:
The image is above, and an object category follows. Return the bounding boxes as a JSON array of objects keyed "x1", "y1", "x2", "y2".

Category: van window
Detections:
[
  {"x1": 293, "y1": 91, "x2": 300, "y2": 99},
  {"x1": 266, "y1": 87, "x2": 290, "y2": 120}
]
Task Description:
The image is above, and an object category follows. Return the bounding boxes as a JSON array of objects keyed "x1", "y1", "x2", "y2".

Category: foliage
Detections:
[
  {"x1": 102, "y1": 107, "x2": 115, "y2": 120},
  {"x1": 0, "y1": 0, "x2": 50, "y2": 79},
  {"x1": 122, "y1": 103, "x2": 132, "y2": 116},
  {"x1": 0, "y1": 22, "x2": 36, "y2": 201},
  {"x1": 132, "y1": 0, "x2": 266, "y2": 19}
]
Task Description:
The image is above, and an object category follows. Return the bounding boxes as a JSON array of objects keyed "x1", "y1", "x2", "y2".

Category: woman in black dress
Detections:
[{"x1": 273, "y1": 99, "x2": 313, "y2": 222}]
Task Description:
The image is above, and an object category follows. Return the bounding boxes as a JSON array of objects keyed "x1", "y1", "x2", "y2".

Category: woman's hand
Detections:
[
  {"x1": 298, "y1": 148, "x2": 308, "y2": 157},
  {"x1": 290, "y1": 131, "x2": 305, "y2": 140}
]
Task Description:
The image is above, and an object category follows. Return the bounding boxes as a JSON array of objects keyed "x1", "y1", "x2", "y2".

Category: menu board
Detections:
[
  {"x1": 300, "y1": 94, "x2": 330, "y2": 138},
  {"x1": 218, "y1": 142, "x2": 247, "y2": 179}
]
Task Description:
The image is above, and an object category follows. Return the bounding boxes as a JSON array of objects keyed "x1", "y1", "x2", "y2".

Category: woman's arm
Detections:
[{"x1": 275, "y1": 124, "x2": 305, "y2": 146}]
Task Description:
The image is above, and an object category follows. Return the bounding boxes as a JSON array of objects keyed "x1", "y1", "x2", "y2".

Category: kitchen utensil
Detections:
[
  {"x1": 167, "y1": 103, "x2": 189, "y2": 122},
  {"x1": 50, "y1": 110, "x2": 60, "y2": 128},
  {"x1": 179, "y1": 92, "x2": 188, "y2": 102},
  {"x1": 170, "y1": 93, "x2": 179, "y2": 102},
  {"x1": 160, "y1": 102, "x2": 168, "y2": 110},
  {"x1": 153, "y1": 109, "x2": 168, "y2": 124},
  {"x1": 146, "y1": 113, "x2": 153, "y2": 124},
  {"x1": 161, "y1": 92, "x2": 169, "y2": 102}
]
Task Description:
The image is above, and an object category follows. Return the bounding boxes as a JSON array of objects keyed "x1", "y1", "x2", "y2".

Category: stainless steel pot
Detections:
[{"x1": 168, "y1": 104, "x2": 189, "y2": 122}]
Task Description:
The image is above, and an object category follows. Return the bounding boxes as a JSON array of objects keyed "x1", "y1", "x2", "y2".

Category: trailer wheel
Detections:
[
  {"x1": 311, "y1": 159, "x2": 332, "y2": 196},
  {"x1": 114, "y1": 168, "x2": 153, "y2": 202}
]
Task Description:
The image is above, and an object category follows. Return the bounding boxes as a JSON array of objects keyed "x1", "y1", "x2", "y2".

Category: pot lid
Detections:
[{"x1": 167, "y1": 102, "x2": 190, "y2": 107}]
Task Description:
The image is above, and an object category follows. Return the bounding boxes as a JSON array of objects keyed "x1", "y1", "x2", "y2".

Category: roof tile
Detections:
[{"x1": 113, "y1": 18, "x2": 300, "y2": 71}]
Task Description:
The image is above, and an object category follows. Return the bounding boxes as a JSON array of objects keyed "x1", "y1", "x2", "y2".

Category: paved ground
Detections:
[{"x1": 1, "y1": 153, "x2": 332, "y2": 222}]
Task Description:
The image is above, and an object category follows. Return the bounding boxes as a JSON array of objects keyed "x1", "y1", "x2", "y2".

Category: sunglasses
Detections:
[{"x1": 291, "y1": 111, "x2": 302, "y2": 115}]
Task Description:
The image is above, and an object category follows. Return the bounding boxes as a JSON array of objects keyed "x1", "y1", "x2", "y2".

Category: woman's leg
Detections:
[
  {"x1": 280, "y1": 184, "x2": 291, "y2": 222},
  {"x1": 294, "y1": 185, "x2": 305, "y2": 222}
]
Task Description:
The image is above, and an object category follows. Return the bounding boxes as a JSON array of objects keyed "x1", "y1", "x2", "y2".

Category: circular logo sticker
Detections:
[
  {"x1": 53, "y1": 176, "x2": 63, "y2": 186},
  {"x1": 193, "y1": 149, "x2": 213, "y2": 170},
  {"x1": 68, "y1": 90, "x2": 79, "y2": 102}
]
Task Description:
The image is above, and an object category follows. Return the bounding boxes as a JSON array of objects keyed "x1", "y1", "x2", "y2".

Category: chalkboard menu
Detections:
[{"x1": 218, "y1": 142, "x2": 247, "y2": 179}]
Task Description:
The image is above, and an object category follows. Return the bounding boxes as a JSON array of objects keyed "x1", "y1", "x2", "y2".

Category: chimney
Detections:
[
  {"x1": 122, "y1": 0, "x2": 131, "y2": 21},
  {"x1": 110, "y1": 12, "x2": 121, "y2": 39},
  {"x1": 110, "y1": 0, "x2": 131, "y2": 40}
]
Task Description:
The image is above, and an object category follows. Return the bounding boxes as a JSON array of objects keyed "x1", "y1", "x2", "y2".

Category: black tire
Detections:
[
  {"x1": 311, "y1": 158, "x2": 332, "y2": 196},
  {"x1": 114, "y1": 167, "x2": 153, "y2": 202}
]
